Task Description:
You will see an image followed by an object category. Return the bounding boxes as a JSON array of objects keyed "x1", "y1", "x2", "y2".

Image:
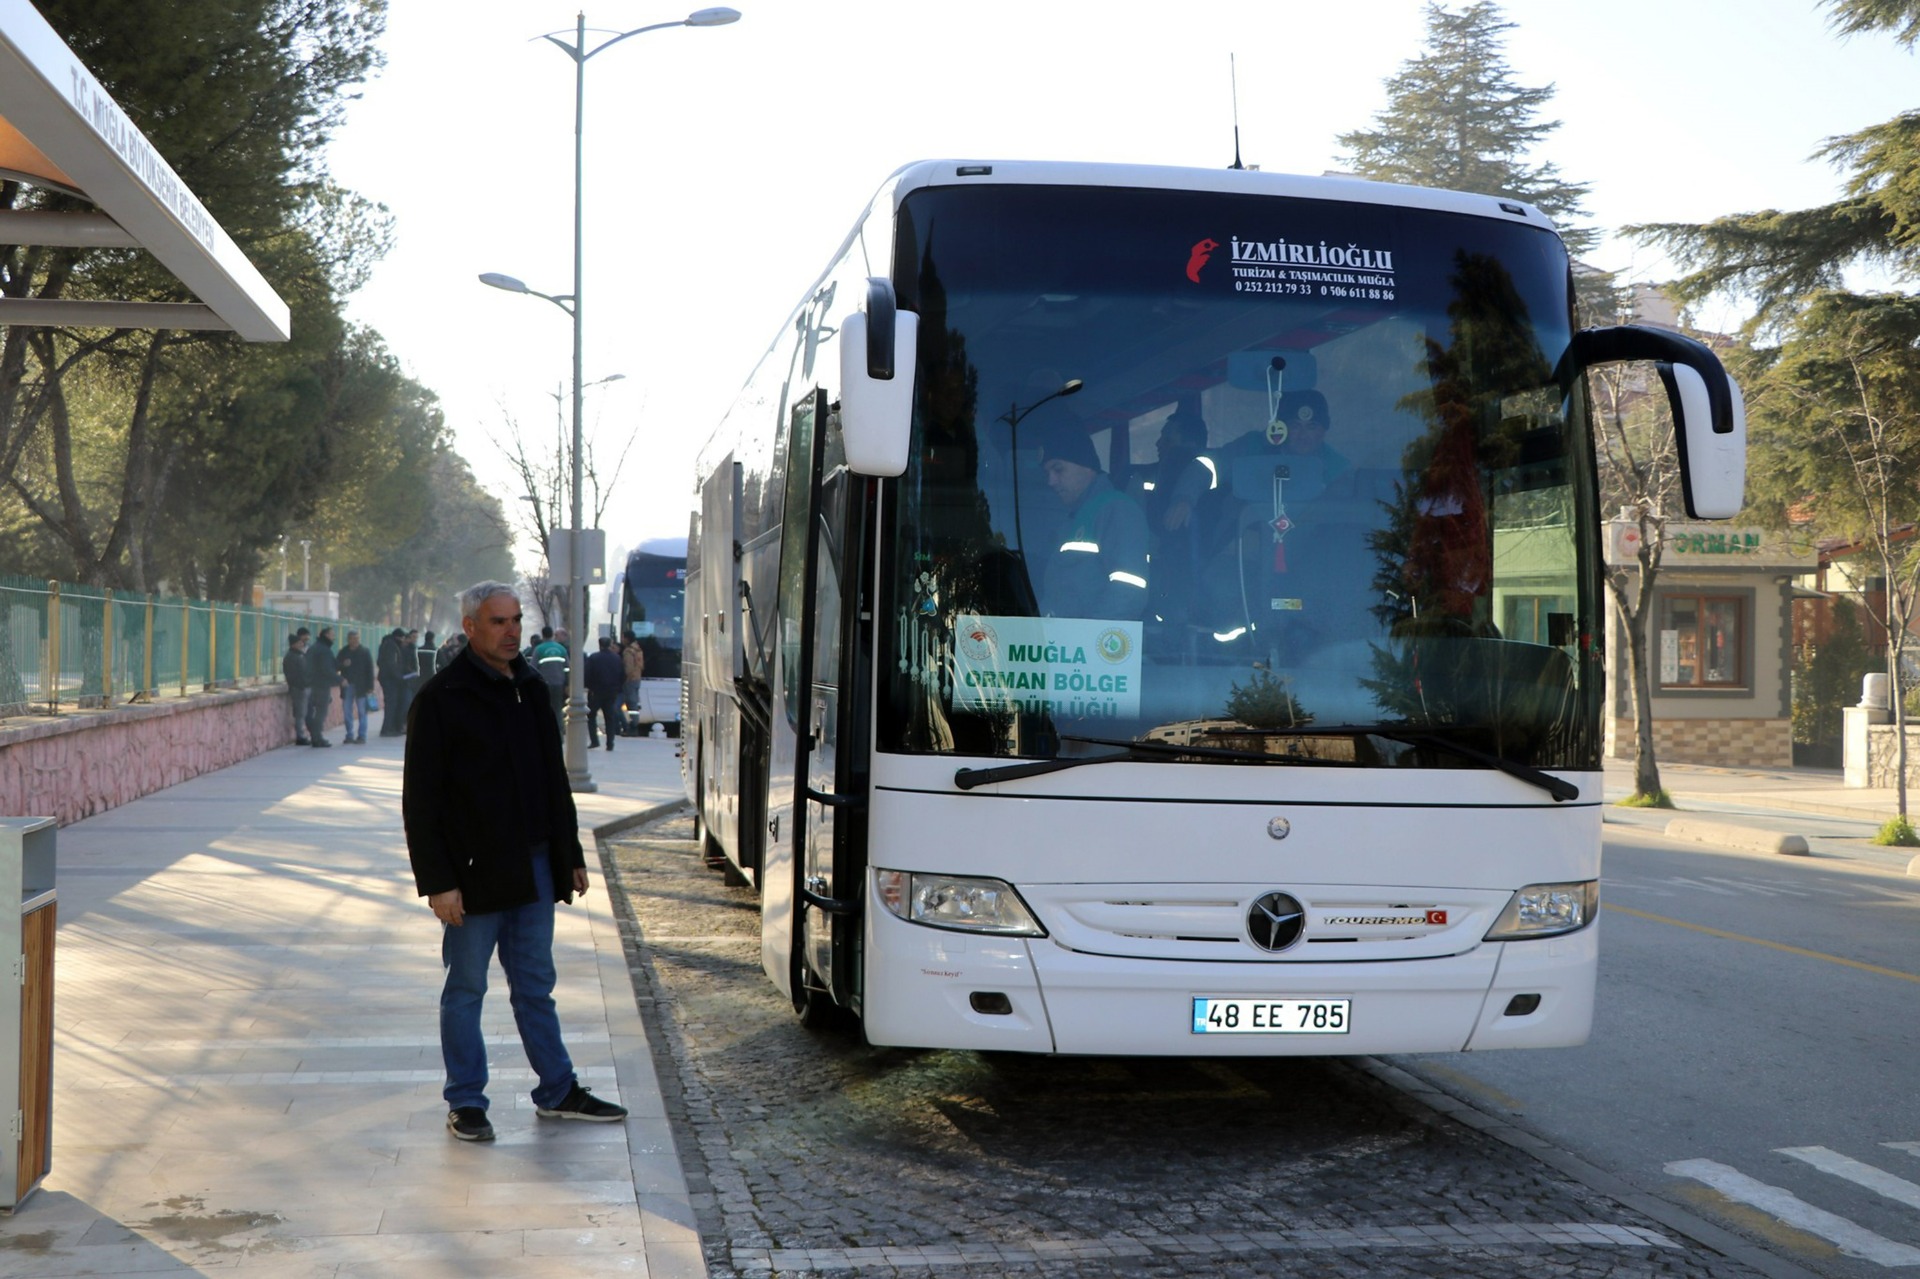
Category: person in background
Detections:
[
  {"x1": 376, "y1": 629, "x2": 407, "y2": 736},
  {"x1": 619, "y1": 635, "x2": 646, "y2": 736},
  {"x1": 1037, "y1": 419, "x2": 1150, "y2": 621},
  {"x1": 304, "y1": 626, "x2": 340, "y2": 747},
  {"x1": 283, "y1": 632, "x2": 311, "y2": 746},
  {"x1": 394, "y1": 627, "x2": 423, "y2": 730},
  {"x1": 584, "y1": 635, "x2": 625, "y2": 752},
  {"x1": 403, "y1": 581, "x2": 628, "y2": 1142},
  {"x1": 532, "y1": 627, "x2": 570, "y2": 734},
  {"x1": 336, "y1": 630, "x2": 374, "y2": 745}
]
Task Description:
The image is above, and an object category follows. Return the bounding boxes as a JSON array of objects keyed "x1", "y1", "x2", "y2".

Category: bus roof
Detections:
[
  {"x1": 876, "y1": 159, "x2": 1559, "y2": 237},
  {"x1": 634, "y1": 536, "x2": 689, "y2": 560}
]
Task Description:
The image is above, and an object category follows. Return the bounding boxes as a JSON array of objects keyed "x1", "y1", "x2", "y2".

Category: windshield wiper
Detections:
[
  {"x1": 951, "y1": 733, "x2": 1334, "y2": 791},
  {"x1": 1210, "y1": 724, "x2": 1580, "y2": 803}
]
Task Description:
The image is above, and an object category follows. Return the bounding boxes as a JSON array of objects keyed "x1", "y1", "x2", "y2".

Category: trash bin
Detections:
[{"x1": 1, "y1": 817, "x2": 55, "y2": 1212}]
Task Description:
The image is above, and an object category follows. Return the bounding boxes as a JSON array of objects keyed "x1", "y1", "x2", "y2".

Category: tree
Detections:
[
  {"x1": 0, "y1": 0, "x2": 390, "y2": 592},
  {"x1": 488, "y1": 392, "x2": 638, "y2": 632},
  {"x1": 331, "y1": 448, "x2": 515, "y2": 632},
  {"x1": 1590, "y1": 346, "x2": 1684, "y2": 801},
  {"x1": 1632, "y1": 1, "x2": 1920, "y2": 337},
  {"x1": 1338, "y1": 1, "x2": 1598, "y2": 261},
  {"x1": 1741, "y1": 292, "x2": 1920, "y2": 817},
  {"x1": 1634, "y1": 0, "x2": 1920, "y2": 809},
  {"x1": 1342, "y1": 1, "x2": 1675, "y2": 787}
]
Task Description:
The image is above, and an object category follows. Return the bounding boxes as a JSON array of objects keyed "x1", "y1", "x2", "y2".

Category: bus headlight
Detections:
[
  {"x1": 874, "y1": 870, "x2": 1046, "y2": 936},
  {"x1": 1483, "y1": 881, "x2": 1598, "y2": 940}
]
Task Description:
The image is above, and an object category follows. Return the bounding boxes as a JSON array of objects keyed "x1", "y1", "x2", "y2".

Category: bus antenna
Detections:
[{"x1": 1228, "y1": 53, "x2": 1245, "y2": 170}]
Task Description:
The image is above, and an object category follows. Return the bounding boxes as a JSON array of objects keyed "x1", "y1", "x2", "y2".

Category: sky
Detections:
[{"x1": 323, "y1": 0, "x2": 1918, "y2": 589}]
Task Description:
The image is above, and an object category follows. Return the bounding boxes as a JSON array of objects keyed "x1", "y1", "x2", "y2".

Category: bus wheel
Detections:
[{"x1": 792, "y1": 957, "x2": 857, "y2": 1032}]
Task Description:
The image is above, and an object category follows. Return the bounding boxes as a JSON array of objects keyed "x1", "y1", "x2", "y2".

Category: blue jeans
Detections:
[
  {"x1": 438, "y1": 850, "x2": 577, "y2": 1112},
  {"x1": 344, "y1": 694, "x2": 369, "y2": 740}
]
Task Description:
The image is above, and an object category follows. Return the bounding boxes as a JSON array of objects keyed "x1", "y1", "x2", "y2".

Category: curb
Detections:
[
  {"x1": 584, "y1": 798, "x2": 709, "y2": 1279},
  {"x1": 1661, "y1": 817, "x2": 1809, "y2": 857}
]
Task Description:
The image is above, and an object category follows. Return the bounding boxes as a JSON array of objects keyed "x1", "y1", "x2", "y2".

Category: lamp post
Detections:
[
  {"x1": 1000, "y1": 378, "x2": 1084, "y2": 563},
  {"x1": 480, "y1": 6, "x2": 739, "y2": 794}
]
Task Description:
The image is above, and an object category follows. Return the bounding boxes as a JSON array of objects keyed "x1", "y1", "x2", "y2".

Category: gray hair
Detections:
[{"x1": 459, "y1": 580, "x2": 520, "y2": 620}]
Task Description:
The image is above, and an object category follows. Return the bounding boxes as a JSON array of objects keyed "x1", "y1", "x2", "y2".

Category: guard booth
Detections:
[
  {"x1": 0, "y1": 818, "x2": 54, "y2": 1211},
  {"x1": 1604, "y1": 518, "x2": 1816, "y2": 767},
  {"x1": 0, "y1": 0, "x2": 293, "y2": 1210}
]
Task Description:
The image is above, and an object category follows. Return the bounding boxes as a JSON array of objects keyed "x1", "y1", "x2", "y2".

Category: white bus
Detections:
[
  {"x1": 682, "y1": 160, "x2": 1744, "y2": 1055},
  {"x1": 616, "y1": 536, "x2": 687, "y2": 736}
]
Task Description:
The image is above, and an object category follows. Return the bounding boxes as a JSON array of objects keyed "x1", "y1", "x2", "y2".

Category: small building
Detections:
[{"x1": 1603, "y1": 518, "x2": 1816, "y2": 767}]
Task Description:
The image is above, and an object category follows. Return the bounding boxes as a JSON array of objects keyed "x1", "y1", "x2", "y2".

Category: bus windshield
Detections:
[
  {"x1": 878, "y1": 183, "x2": 1601, "y2": 771},
  {"x1": 622, "y1": 550, "x2": 686, "y2": 681}
]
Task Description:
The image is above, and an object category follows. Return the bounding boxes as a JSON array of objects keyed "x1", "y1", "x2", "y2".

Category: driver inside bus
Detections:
[{"x1": 1037, "y1": 419, "x2": 1150, "y2": 620}]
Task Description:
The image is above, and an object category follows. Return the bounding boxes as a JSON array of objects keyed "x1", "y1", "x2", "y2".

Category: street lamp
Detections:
[
  {"x1": 1000, "y1": 378, "x2": 1084, "y2": 564},
  {"x1": 480, "y1": 7, "x2": 740, "y2": 794}
]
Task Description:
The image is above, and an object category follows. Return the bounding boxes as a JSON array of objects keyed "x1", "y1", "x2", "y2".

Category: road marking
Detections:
[
  {"x1": 1663, "y1": 876, "x2": 1742, "y2": 896},
  {"x1": 1779, "y1": 1148, "x2": 1920, "y2": 1212},
  {"x1": 1890, "y1": 1144, "x2": 1920, "y2": 1160},
  {"x1": 1666, "y1": 1159, "x2": 1920, "y2": 1266},
  {"x1": 729, "y1": 1222, "x2": 1681, "y2": 1271},
  {"x1": 1607, "y1": 905, "x2": 1920, "y2": 985},
  {"x1": 1697, "y1": 876, "x2": 1807, "y2": 897}
]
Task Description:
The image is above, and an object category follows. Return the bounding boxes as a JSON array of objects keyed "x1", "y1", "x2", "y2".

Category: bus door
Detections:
[
  {"x1": 785, "y1": 390, "x2": 864, "y2": 1016},
  {"x1": 800, "y1": 450, "x2": 860, "y2": 1006}
]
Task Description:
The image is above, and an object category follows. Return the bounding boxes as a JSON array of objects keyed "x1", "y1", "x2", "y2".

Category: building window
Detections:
[
  {"x1": 1659, "y1": 594, "x2": 1744, "y2": 688},
  {"x1": 1506, "y1": 595, "x2": 1575, "y2": 647}
]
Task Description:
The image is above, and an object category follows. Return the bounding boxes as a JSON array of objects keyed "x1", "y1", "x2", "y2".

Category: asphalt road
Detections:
[{"x1": 1391, "y1": 823, "x2": 1920, "y2": 1279}]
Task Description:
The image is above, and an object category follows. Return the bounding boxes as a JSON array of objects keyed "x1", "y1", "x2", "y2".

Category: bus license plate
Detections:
[{"x1": 1192, "y1": 996, "x2": 1350, "y2": 1035}]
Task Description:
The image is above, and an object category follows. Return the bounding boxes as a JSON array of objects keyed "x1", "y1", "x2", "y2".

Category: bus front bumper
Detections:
[{"x1": 860, "y1": 912, "x2": 1597, "y2": 1055}]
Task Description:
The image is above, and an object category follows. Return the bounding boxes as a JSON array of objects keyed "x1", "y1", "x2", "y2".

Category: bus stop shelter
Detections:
[{"x1": 0, "y1": 0, "x2": 290, "y2": 340}]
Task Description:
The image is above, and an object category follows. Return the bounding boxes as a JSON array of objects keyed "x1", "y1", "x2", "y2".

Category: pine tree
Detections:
[
  {"x1": 1635, "y1": 0, "x2": 1920, "y2": 334},
  {"x1": 1639, "y1": 1, "x2": 1920, "y2": 812},
  {"x1": 1338, "y1": 1, "x2": 1597, "y2": 258}
]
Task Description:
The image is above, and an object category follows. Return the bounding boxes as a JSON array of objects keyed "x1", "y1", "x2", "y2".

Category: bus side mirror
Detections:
[
  {"x1": 1564, "y1": 324, "x2": 1747, "y2": 519},
  {"x1": 838, "y1": 277, "x2": 918, "y2": 477},
  {"x1": 1656, "y1": 360, "x2": 1746, "y2": 520}
]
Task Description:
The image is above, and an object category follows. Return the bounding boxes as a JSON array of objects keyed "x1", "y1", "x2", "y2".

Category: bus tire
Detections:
[{"x1": 791, "y1": 946, "x2": 857, "y2": 1032}]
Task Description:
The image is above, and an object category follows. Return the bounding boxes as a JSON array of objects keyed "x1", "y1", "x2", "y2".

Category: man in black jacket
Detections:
[
  {"x1": 304, "y1": 627, "x2": 339, "y2": 747},
  {"x1": 584, "y1": 635, "x2": 625, "y2": 751},
  {"x1": 376, "y1": 629, "x2": 406, "y2": 736},
  {"x1": 282, "y1": 632, "x2": 311, "y2": 746},
  {"x1": 402, "y1": 581, "x2": 628, "y2": 1142}
]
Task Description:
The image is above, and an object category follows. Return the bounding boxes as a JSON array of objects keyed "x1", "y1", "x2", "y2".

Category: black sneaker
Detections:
[
  {"x1": 535, "y1": 1084, "x2": 627, "y2": 1123},
  {"x1": 446, "y1": 1106, "x2": 494, "y2": 1142}
]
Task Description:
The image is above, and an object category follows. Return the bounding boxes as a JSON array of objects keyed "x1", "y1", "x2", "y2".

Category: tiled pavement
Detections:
[{"x1": 4, "y1": 719, "x2": 695, "y2": 1277}]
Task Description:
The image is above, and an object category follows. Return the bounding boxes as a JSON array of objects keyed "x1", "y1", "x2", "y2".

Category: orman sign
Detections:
[
  {"x1": 1666, "y1": 528, "x2": 1765, "y2": 556},
  {"x1": 1608, "y1": 521, "x2": 1814, "y2": 570}
]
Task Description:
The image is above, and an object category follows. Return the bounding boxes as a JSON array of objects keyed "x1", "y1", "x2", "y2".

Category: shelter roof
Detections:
[{"x1": 0, "y1": 0, "x2": 289, "y2": 341}]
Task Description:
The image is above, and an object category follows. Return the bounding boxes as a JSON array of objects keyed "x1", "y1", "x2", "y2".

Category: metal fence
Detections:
[{"x1": 0, "y1": 574, "x2": 381, "y2": 717}]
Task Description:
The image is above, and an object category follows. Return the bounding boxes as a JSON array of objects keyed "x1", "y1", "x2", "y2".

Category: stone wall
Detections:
[
  {"x1": 1605, "y1": 716, "x2": 1793, "y2": 768},
  {"x1": 0, "y1": 685, "x2": 334, "y2": 826},
  {"x1": 1859, "y1": 723, "x2": 1920, "y2": 789}
]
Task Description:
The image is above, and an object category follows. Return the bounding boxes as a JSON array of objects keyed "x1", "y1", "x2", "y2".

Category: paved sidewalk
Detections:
[
  {"x1": 1602, "y1": 756, "x2": 1920, "y2": 873},
  {"x1": 6, "y1": 718, "x2": 697, "y2": 1277},
  {"x1": 1603, "y1": 756, "x2": 1905, "y2": 823}
]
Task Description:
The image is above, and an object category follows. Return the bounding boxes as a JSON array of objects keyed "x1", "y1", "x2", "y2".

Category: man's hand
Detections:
[
  {"x1": 429, "y1": 888, "x2": 465, "y2": 927},
  {"x1": 566, "y1": 868, "x2": 589, "y2": 904}
]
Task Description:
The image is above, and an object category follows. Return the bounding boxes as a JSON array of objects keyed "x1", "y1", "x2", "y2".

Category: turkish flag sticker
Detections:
[{"x1": 1425, "y1": 910, "x2": 1449, "y2": 926}]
